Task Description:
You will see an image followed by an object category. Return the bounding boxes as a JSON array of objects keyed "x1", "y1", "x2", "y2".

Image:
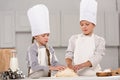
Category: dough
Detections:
[{"x1": 55, "y1": 68, "x2": 78, "y2": 77}]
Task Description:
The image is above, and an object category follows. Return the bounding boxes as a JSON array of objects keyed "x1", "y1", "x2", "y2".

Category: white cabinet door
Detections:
[
  {"x1": 94, "y1": 11, "x2": 105, "y2": 38},
  {"x1": 117, "y1": 0, "x2": 120, "y2": 12},
  {"x1": 61, "y1": 10, "x2": 80, "y2": 46},
  {"x1": 105, "y1": 12, "x2": 119, "y2": 46},
  {"x1": 101, "y1": 47, "x2": 119, "y2": 69},
  {"x1": 97, "y1": 0, "x2": 117, "y2": 12},
  {"x1": 48, "y1": 10, "x2": 61, "y2": 47},
  {"x1": 0, "y1": 11, "x2": 15, "y2": 48},
  {"x1": 15, "y1": 11, "x2": 31, "y2": 32}
]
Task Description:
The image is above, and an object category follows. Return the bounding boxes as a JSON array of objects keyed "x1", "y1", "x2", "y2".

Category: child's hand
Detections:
[
  {"x1": 73, "y1": 64, "x2": 83, "y2": 72},
  {"x1": 49, "y1": 66, "x2": 66, "y2": 71}
]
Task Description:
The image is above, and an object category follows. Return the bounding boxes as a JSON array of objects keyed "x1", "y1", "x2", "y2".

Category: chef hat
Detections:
[
  {"x1": 80, "y1": 0, "x2": 97, "y2": 25},
  {"x1": 27, "y1": 4, "x2": 50, "y2": 36}
]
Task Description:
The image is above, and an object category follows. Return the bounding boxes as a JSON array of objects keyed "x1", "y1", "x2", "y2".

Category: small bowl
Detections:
[{"x1": 96, "y1": 72, "x2": 112, "y2": 77}]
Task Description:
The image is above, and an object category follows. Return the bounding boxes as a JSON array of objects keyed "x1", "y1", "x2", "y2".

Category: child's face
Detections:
[
  {"x1": 80, "y1": 20, "x2": 95, "y2": 35},
  {"x1": 34, "y1": 33, "x2": 50, "y2": 46}
]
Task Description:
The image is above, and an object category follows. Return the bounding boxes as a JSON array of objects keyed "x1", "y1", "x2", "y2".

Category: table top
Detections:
[{"x1": 21, "y1": 76, "x2": 120, "y2": 80}]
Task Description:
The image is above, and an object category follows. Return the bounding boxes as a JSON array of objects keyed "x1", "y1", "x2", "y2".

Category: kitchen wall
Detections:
[
  {"x1": 117, "y1": 0, "x2": 120, "y2": 68},
  {"x1": 0, "y1": 0, "x2": 119, "y2": 76}
]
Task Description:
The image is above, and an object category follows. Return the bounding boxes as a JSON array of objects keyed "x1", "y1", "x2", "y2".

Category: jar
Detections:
[{"x1": 10, "y1": 50, "x2": 19, "y2": 72}]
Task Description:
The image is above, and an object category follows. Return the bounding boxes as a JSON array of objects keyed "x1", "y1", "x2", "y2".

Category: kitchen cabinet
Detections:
[
  {"x1": 61, "y1": 10, "x2": 80, "y2": 46},
  {"x1": 94, "y1": 11, "x2": 105, "y2": 38},
  {"x1": 97, "y1": 0, "x2": 117, "y2": 12},
  {"x1": 101, "y1": 47, "x2": 119, "y2": 69},
  {"x1": 117, "y1": 0, "x2": 120, "y2": 12},
  {"x1": 48, "y1": 10, "x2": 61, "y2": 46},
  {"x1": 15, "y1": 10, "x2": 119, "y2": 47},
  {"x1": 0, "y1": 11, "x2": 15, "y2": 48},
  {"x1": 15, "y1": 11, "x2": 31, "y2": 32},
  {"x1": 105, "y1": 12, "x2": 119, "y2": 46}
]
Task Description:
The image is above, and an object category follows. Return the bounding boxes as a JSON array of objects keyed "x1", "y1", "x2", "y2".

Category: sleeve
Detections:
[
  {"x1": 26, "y1": 49, "x2": 30, "y2": 67},
  {"x1": 65, "y1": 35, "x2": 76, "y2": 59},
  {"x1": 88, "y1": 37, "x2": 105, "y2": 67},
  {"x1": 49, "y1": 46, "x2": 61, "y2": 66},
  {"x1": 27, "y1": 45, "x2": 49, "y2": 72}
]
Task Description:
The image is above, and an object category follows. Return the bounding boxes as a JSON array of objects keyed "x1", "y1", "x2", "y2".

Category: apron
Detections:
[
  {"x1": 74, "y1": 34, "x2": 101, "y2": 76},
  {"x1": 29, "y1": 42, "x2": 52, "y2": 78}
]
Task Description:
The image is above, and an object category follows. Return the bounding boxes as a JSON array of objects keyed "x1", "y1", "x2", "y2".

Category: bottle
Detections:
[{"x1": 10, "y1": 49, "x2": 19, "y2": 72}]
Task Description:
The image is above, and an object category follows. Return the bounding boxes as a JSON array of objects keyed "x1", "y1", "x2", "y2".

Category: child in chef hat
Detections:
[
  {"x1": 65, "y1": 0, "x2": 105, "y2": 76},
  {"x1": 26, "y1": 4, "x2": 65, "y2": 78}
]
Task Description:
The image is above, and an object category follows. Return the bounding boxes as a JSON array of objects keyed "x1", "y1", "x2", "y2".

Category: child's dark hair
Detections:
[{"x1": 32, "y1": 37, "x2": 35, "y2": 43}]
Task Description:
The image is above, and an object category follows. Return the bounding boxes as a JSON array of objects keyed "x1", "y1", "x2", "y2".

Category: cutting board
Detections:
[{"x1": 0, "y1": 48, "x2": 14, "y2": 73}]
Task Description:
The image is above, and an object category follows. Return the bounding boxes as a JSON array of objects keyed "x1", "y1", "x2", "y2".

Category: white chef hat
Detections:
[
  {"x1": 80, "y1": 0, "x2": 97, "y2": 25},
  {"x1": 27, "y1": 4, "x2": 50, "y2": 36}
]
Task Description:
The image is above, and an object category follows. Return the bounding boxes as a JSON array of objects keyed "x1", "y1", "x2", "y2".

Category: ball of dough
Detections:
[{"x1": 55, "y1": 68, "x2": 78, "y2": 77}]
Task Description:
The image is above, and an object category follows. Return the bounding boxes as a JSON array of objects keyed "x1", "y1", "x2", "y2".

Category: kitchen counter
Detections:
[{"x1": 20, "y1": 76, "x2": 120, "y2": 80}]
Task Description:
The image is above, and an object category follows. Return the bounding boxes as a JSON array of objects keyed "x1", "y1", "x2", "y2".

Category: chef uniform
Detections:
[
  {"x1": 26, "y1": 4, "x2": 60, "y2": 78},
  {"x1": 65, "y1": 0, "x2": 105, "y2": 76}
]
